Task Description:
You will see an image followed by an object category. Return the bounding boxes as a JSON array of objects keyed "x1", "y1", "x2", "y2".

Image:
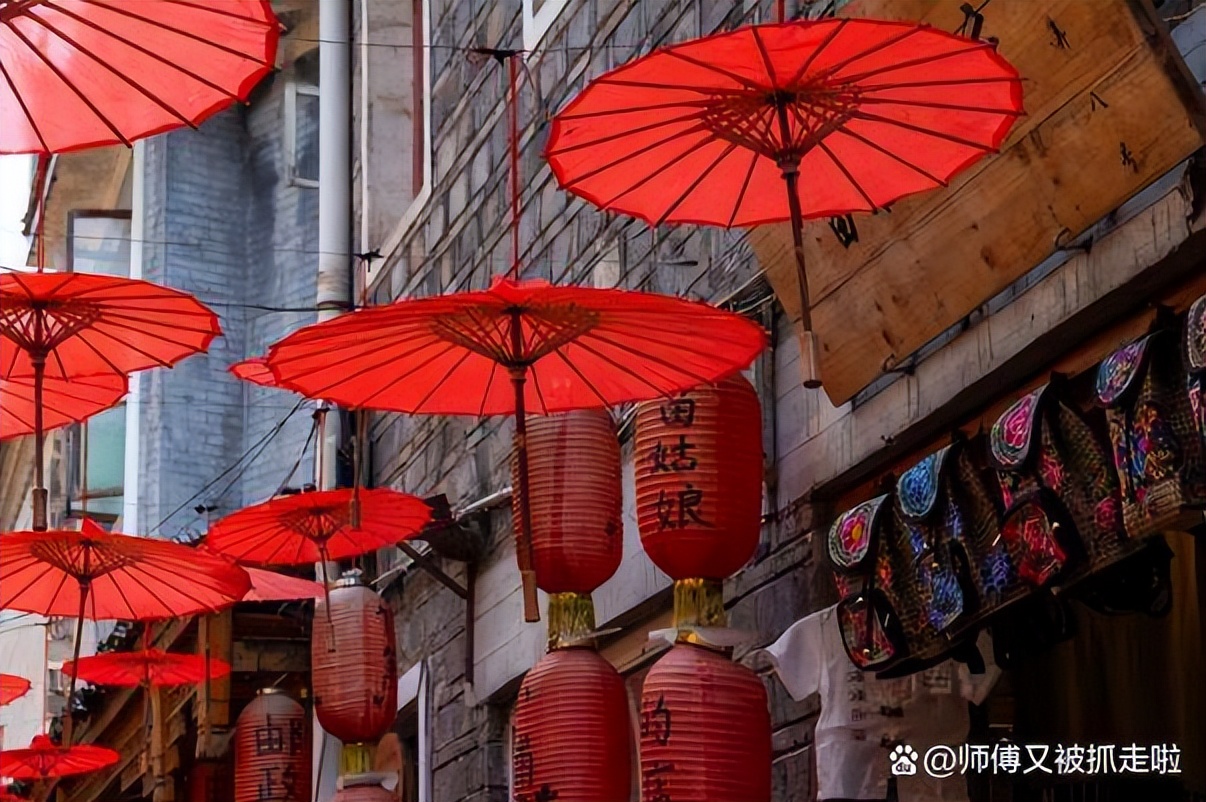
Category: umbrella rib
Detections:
[
  {"x1": 161, "y1": 0, "x2": 277, "y2": 28},
  {"x1": 24, "y1": 8, "x2": 199, "y2": 129},
  {"x1": 0, "y1": 47, "x2": 51, "y2": 152},
  {"x1": 835, "y1": 125, "x2": 949, "y2": 187},
  {"x1": 655, "y1": 140, "x2": 742, "y2": 226},
  {"x1": 859, "y1": 76, "x2": 1019, "y2": 92},
  {"x1": 748, "y1": 26, "x2": 779, "y2": 89},
  {"x1": 836, "y1": 42, "x2": 999, "y2": 86},
  {"x1": 855, "y1": 95, "x2": 1024, "y2": 116},
  {"x1": 3, "y1": 20, "x2": 132, "y2": 147},
  {"x1": 725, "y1": 148, "x2": 757, "y2": 228},
  {"x1": 360, "y1": 340, "x2": 470, "y2": 411},
  {"x1": 81, "y1": 0, "x2": 273, "y2": 71},
  {"x1": 526, "y1": 363, "x2": 552, "y2": 415},
  {"x1": 593, "y1": 77, "x2": 749, "y2": 96},
  {"x1": 598, "y1": 130, "x2": 723, "y2": 209},
  {"x1": 546, "y1": 108, "x2": 711, "y2": 158},
  {"x1": 815, "y1": 139, "x2": 879, "y2": 212},
  {"x1": 806, "y1": 25, "x2": 926, "y2": 86},
  {"x1": 405, "y1": 346, "x2": 478, "y2": 414},
  {"x1": 786, "y1": 18, "x2": 851, "y2": 87},
  {"x1": 566, "y1": 335, "x2": 703, "y2": 396},
  {"x1": 476, "y1": 359, "x2": 499, "y2": 418},
  {"x1": 848, "y1": 108, "x2": 997, "y2": 152},
  {"x1": 555, "y1": 97, "x2": 718, "y2": 121},
  {"x1": 276, "y1": 336, "x2": 444, "y2": 400},
  {"x1": 661, "y1": 48, "x2": 763, "y2": 91},
  {"x1": 548, "y1": 348, "x2": 619, "y2": 409}
]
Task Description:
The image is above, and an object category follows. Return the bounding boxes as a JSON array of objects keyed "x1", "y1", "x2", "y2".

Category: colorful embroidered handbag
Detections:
[
  {"x1": 990, "y1": 378, "x2": 1131, "y2": 581},
  {"x1": 1185, "y1": 295, "x2": 1206, "y2": 526},
  {"x1": 1097, "y1": 317, "x2": 1206, "y2": 538},
  {"x1": 895, "y1": 435, "x2": 1028, "y2": 633},
  {"x1": 827, "y1": 495, "x2": 908, "y2": 672}
]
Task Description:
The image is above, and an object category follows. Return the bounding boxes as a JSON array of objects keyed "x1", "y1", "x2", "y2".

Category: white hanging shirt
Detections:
[{"x1": 763, "y1": 605, "x2": 999, "y2": 802}]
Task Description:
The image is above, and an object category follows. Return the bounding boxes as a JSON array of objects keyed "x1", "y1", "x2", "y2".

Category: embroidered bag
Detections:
[
  {"x1": 1097, "y1": 317, "x2": 1206, "y2": 538},
  {"x1": 895, "y1": 436, "x2": 1027, "y2": 633},
  {"x1": 827, "y1": 495, "x2": 908, "y2": 672},
  {"x1": 1185, "y1": 295, "x2": 1206, "y2": 528},
  {"x1": 990, "y1": 378, "x2": 1130, "y2": 581}
]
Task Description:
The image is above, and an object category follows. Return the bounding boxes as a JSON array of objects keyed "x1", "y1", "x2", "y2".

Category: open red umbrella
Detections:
[
  {"x1": 63, "y1": 649, "x2": 229, "y2": 688},
  {"x1": 0, "y1": 673, "x2": 32, "y2": 705},
  {"x1": 0, "y1": 372, "x2": 127, "y2": 440},
  {"x1": 205, "y1": 487, "x2": 431, "y2": 578},
  {"x1": 239, "y1": 566, "x2": 325, "y2": 602},
  {"x1": 0, "y1": 0, "x2": 279, "y2": 155},
  {"x1": 228, "y1": 357, "x2": 276, "y2": 388},
  {"x1": 0, "y1": 518, "x2": 250, "y2": 742},
  {"x1": 264, "y1": 275, "x2": 767, "y2": 621},
  {"x1": 0, "y1": 270, "x2": 221, "y2": 529},
  {"x1": 0, "y1": 735, "x2": 118, "y2": 779},
  {"x1": 546, "y1": 18, "x2": 1022, "y2": 386}
]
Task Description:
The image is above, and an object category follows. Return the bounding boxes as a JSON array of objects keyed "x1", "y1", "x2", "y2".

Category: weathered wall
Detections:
[{"x1": 138, "y1": 57, "x2": 319, "y2": 539}]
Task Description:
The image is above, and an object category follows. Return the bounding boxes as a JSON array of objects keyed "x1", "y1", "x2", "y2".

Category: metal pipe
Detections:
[{"x1": 314, "y1": 4, "x2": 351, "y2": 799}]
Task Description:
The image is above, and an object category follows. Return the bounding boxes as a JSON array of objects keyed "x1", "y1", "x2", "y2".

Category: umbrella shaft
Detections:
[
  {"x1": 509, "y1": 361, "x2": 540, "y2": 623},
  {"x1": 32, "y1": 355, "x2": 47, "y2": 531},
  {"x1": 64, "y1": 581, "x2": 89, "y2": 747}
]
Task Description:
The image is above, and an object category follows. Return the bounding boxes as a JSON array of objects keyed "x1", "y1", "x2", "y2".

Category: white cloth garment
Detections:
[{"x1": 763, "y1": 605, "x2": 999, "y2": 802}]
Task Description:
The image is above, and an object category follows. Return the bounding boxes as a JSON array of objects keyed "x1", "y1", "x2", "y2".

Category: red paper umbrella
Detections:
[
  {"x1": 228, "y1": 357, "x2": 277, "y2": 388},
  {"x1": 63, "y1": 649, "x2": 230, "y2": 688},
  {"x1": 0, "y1": 372, "x2": 126, "y2": 440},
  {"x1": 546, "y1": 18, "x2": 1022, "y2": 386},
  {"x1": 206, "y1": 488, "x2": 431, "y2": 570},
  {"x1": 0, "y1": 792, "x2": 29, "y2": 802},
  {"x1": 0, "y1": 518, "x2": 250, "y2": 742},
  {"x1": 264, "y1": 275, "x2": 767, "y2": 621},
  {"x1": 0, "y1": 0, "x2": 279, "y2": 155},
  {"x1": 0, "y1": 673, "x2": 32, "y2": 705},
  {"x1": 0, "y1": 735, "x2": 119, "y2": 779},
  {"x1": 0, "y1": 270, "x2": 220, "y2": 529},
  {"x1": 240, "y1": 566, "x2": 325, "y2": 602}
]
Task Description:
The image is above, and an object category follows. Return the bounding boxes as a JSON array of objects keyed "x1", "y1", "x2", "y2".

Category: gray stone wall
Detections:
[
  {"x1": 137, "y1": 61, "x2": 318, "y2": 540},
  {"x1": 366, "y1": 2, "x2": 839, "y2": 800}
]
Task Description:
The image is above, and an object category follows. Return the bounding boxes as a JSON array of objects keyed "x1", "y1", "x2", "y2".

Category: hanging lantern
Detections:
[
  {"x1": 640, "y1": 644, "x2": 771, "y2": 802},
  {"x1": 511, "y1": 648, "x2": 631, "y2": 802},
  {"x1": 635, "y1": 374, "x2": 762, "y2": 630},
  {"x1": 312, "y1": 571, "x2": 398, "y2": 775},
  {"x1": 234, "y1": 689, "x2": 310, "y2": 802},
  {"x1": 188, "y1": 758, "x2": 231, "y2": 802},
  {"x1": 513, "y1": 409, "x2": 623, "y2": 647},
  {"x1": 635, "y1": 374, "x2": 762, "y2": 578}
]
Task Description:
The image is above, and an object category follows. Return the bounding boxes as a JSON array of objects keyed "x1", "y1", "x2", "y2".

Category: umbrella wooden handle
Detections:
[{"x1": 520, "y1": 570, "x2": 539, "y2": 623}]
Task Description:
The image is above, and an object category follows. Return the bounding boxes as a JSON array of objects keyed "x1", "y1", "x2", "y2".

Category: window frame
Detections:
[
  {"x1": 285, "y1": 81, "x2": 321, "y2": 188},
  {"x1": 522, "y1": 0, "x2": 569, "y2": 51},
  {"x1": 65, "y1": 210, "x2": 132, "y2": 525}
]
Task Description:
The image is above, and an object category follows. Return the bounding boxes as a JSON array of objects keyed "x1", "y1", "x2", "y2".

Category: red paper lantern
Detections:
[
  {"x1": 513, "y1": 409, "x2": 623, "y2": 594},
  {"x1": 332, "y1": 783, "x2": 395, "y2": 802},
  {"x1": 188, "y1": 758, "x2": 231, "y2": 802},
  {"x1": 511, "y1": 648, "x2": 632, "y2": 802},
  {"x1": 312, "y1": 574, "x2": 398, "y2": 745},
  {"x1": 234, "y1": 689, "x2": 310, "y2": 802},
  {"x1": 640, "y1": 644, "x2": 771, "y2": 802},
  {"x1": 635, "y1": 374, "x2": 763, "y2": 579}
]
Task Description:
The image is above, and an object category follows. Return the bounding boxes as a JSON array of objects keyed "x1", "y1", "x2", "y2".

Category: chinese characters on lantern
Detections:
[
  {"x1": 253, "y1": 721, "x2": 305, "y2": 802},
  {"x1": 650, "y1": 397, "x2": 711, "y2": 532}
]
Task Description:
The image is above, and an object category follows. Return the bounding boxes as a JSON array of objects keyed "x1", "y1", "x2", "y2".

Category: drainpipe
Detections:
[{"x1": 313, "y1": 3, "x2": 351, "y2": 802}]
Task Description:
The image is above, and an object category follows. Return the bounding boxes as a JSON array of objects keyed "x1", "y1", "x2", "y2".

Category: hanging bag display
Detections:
[
  {"x1": 827, "y1": 495, "x2": 908, "y2": 672},
  {"x1": 895, "y1": 435, "x2": 1028, "y2": 633},
  {"x1": 989, "y1": 378, "x2": 1130, "y2": 584},
  {"x1": 1185, "y1": 295, "x2": 1206, "y2": 534},
  {"x1": 1096, "y1": 311, "x2": 1206, "y2": 539}
]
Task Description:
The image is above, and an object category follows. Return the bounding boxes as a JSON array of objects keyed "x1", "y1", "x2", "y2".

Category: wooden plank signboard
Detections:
[{"x1": 750, "y1": 0, "x2": 1206, "y2": 405}]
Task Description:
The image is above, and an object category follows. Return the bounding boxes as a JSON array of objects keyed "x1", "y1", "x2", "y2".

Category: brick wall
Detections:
[{"x1": 137, "y1": 61, "x2": 319, "y2": 540}]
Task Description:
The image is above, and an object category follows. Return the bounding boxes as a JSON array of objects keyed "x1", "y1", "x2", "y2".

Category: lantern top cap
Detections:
[
  {"x1": 257, "y1": 687, "x2": 285, "y2": 696},
  {"x1": 335, "y1": 568, "x2": 366, "y2": 588}
]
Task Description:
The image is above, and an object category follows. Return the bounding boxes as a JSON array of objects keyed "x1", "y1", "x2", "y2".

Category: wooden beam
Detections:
[
  {"x1": 196, "y1": 611, "x2": 232, "y2": 760},
  {"x1": 149, "y1": 687, "x2": 175, "y2": 802},
  {"x1": 231, "y1": 639, "x2": 310, "y2": 674}
]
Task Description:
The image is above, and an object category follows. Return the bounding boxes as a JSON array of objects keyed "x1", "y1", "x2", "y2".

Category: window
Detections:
[
  {"x1": 522, "y1": 0, "x2": 569, "y2": 51},
  {"x1": 66, "y1": 212, "x2": 131, "y2": 524},
  {"x1": 286, "y1": 82, "x2": 320, "y2": 187}
]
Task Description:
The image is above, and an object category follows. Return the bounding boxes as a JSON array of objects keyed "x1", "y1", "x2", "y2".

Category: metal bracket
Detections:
[{"x1": 395, "y1": 543, "x2": 476, "y2": 685}]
